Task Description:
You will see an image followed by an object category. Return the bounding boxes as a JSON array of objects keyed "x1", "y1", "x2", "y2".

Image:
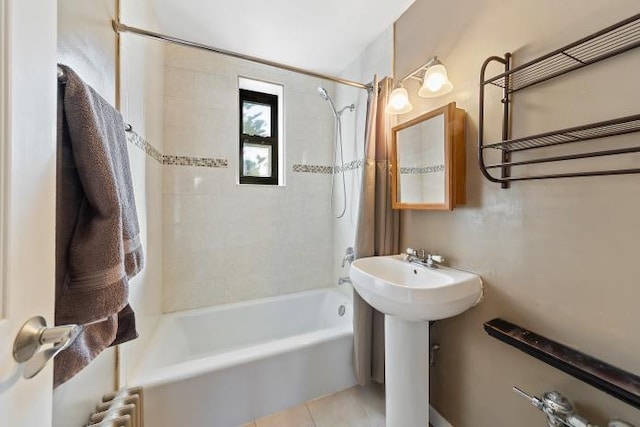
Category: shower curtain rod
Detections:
[{"x1": 112, "y1": 21, "x2": 372, "y2": 91}]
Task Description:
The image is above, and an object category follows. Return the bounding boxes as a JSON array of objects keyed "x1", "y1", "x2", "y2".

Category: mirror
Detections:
[{"x1": 391, "y1": 102, "x2": 466, "y2": 210}]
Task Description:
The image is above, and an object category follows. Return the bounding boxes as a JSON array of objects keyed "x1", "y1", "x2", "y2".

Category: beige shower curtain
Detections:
[{"x1": 353, "y1": 76, "x2": 400, "y2": 385}]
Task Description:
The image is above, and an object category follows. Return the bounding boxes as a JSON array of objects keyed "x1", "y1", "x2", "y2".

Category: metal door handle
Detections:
[{"x1": 12, "y1": 316, "x2": 81, "y2": 379}]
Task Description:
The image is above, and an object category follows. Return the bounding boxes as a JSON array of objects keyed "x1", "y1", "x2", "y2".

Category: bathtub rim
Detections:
[{"x1": 132, "y1": 287, "x2": 353, "y2": 388}]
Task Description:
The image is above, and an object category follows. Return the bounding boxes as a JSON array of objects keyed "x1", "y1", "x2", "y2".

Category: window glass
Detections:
[
  {"x1": 242, "y1": 101, "x2": 271, "y2": 137},
  {"x1": 238, "y1": 83, "x2": 281, "y2": 186},
  {"x1": 242, "y1": 142, "x2": 272, "y2": 177}
]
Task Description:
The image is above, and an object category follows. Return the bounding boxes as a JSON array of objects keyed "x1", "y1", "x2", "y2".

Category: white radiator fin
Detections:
[{"x1": 86, "y1": 387, "x2": 144, "y2": 427}]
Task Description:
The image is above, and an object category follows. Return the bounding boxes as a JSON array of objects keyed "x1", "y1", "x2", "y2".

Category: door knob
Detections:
[{"x1": 12, "y1": 316, "x2": 81, "y2": 379}]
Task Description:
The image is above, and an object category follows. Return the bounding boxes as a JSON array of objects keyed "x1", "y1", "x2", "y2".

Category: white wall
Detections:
[
  {"x1": 333, "y1": 27, "x2": 394, "y2": 290},
  {"x1": 395, "y1": 1, "x2": 640, "y2": 425},
  {"x1": 162, "y1": 46, "x2": 336, "y2": 312},
  {"x1": 54, "y1": 1, "x2": 163, "y2": 425},
  {"x1": 118, "y1": 0, "x2": 165, "y2": 390}
]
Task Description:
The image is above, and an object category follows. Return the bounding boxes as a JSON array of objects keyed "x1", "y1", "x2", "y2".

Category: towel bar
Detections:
[{"x1": 57, "y1": 66, "x2": 133, "y2": 132}]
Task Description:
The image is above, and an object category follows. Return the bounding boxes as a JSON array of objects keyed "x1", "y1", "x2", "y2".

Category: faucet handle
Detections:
[
  {"x1": 429, "y1": 255, "x2": 444, "y2": 264},
  {"x1": 341, "y1": 247, "x2": 355, "y2": 267},
  {"x1": 406, "y1": 248, "x2": 425, "y2": 258},
  {"x1": 428, "y1": 254, "x2": 445, "y2": 264}
]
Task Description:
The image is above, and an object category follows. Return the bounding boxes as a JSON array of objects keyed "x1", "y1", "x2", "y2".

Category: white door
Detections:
[{"x1": 0, "y1": 0, "x2": 57, "y2": 426}]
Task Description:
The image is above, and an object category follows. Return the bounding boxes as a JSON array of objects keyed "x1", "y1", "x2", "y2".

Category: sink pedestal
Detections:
[
  {"x1": 350, "y1": 255, "x2": 483, "y2": 427},
  {"x1": 385, "y1": 315, "x2": 429, "y2": 427}
]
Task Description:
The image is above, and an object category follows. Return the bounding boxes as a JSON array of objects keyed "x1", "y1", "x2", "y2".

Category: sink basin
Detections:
[
  {"x1": 350, "y1": 254, "x2": 484, "y2": 426},
  {"x1": 350, "y1": 254, "x2": 483, "y2": 321}
]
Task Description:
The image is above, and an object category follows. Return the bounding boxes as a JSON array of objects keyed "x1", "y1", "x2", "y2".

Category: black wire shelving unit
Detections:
[{"x1": 478, "y1": 13, "x2": 640, "y2": 187}]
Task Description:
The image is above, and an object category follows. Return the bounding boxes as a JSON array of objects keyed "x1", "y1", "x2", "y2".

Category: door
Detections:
[{"x1": 0, "y1": 0, "x2": 57, "y2": 426}]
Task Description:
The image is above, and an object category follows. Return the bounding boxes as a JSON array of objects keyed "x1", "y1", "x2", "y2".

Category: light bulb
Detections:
[
  {"x1": 386, "y1": 87, "x2": 413, "y2": 114},
  {"x1": 425, "y1": 70, "x2": 446, "y2": 91},
  {"x1": 418, "y1": 63, "x2": 453, "y2": 98}
]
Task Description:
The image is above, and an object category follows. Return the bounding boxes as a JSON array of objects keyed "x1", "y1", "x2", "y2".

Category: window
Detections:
[{"x1": 238, "y1": 80, "x2": 282, "y2": 185}]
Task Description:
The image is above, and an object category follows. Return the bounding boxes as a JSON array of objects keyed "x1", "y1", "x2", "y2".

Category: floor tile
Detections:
[
  {"x1": 353, "y1": 383, "x2": 385, "y2": 427},
  {"x1": 254, "y1": 404, "x2": 315, "y2": 427},
  {"x1": 306, "y1": 388, "x2": 371, "y2": 427}
]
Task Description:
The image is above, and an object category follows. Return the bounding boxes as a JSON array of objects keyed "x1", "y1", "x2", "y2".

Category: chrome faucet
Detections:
[
  {"x1": 341, "y1": 247, "x2": 355, "y2": 267},
  {"x1": 425, "y1": 254, "x2": 445, "y2": 269},
  {"x1": 513, "y1": 386, "x2": 635, "y2": 427},
  {"x1": 404, "y1": 248, "x2": 445, "y2": 269},
  {"x1": 338, "y1": 277, "x2": 351, "y2": 285}
]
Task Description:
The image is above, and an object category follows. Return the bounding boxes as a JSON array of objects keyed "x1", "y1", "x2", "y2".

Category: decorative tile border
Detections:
[
  {"x1": 163, "y1": 155, "x2": 228, "y2": 168},
  {"x1": 335, "y1": 159, "x2": 364, "y2": 172},
  {"x1": 126, "y1": 130, "x2": 163, "y2": 164},
  {"x1": 126, "y1": 130, "x2": 227, "y2": 168},
  {"x1": 293, "y1": 159, "x2": 364, "y2": 174},
  {"x1": 399, "y1": 164, "x2": 445, "y2": 174},
  {"x1": 292, "y1": 164, "x2": 334, "y2": 174},
  {"x1": 127, "y1": 129, "x2": 362, "y2": 173}
]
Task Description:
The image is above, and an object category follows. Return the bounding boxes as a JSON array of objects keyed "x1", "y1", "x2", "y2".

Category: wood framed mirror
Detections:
[{"x1": 391, "y1": 102, "x2": 466, "y2": 210}]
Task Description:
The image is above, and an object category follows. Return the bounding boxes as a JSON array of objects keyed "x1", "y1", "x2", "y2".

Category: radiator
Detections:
[{"x1": 86, "y1": 386, "x2": 144, "y2": 427}]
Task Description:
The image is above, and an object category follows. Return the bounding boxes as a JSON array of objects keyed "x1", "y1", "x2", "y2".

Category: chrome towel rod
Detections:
[{"x1": 57, "y1": 65, "x2": 133, "y2": 132}]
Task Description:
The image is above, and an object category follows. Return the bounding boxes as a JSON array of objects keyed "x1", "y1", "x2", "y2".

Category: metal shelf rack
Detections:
[{"x1": 479, "y1": 13, "x2": 640, "y2": 187}]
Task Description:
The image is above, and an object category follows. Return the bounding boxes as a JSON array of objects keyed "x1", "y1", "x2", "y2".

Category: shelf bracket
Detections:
[{"x1": 478, "y1": 54, "x2": 511, "y2": 187}]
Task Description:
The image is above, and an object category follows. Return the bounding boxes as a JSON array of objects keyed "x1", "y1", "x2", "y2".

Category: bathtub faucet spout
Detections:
[{"x1": 338, "y1": 277, "x2": 351, "y2": 285}]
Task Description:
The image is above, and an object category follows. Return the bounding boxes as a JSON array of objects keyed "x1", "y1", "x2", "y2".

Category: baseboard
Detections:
[{"x1": 430, "y1": 405, "x2": 453, "y2": 427}]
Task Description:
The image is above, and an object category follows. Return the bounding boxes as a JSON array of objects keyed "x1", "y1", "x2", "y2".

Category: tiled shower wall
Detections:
[
  {"x1": 333, "y1": 28, "x2": 394, "y2": 288},
  {"x1": 162, "y1": 44, "x2": 339, "y2": 312}
]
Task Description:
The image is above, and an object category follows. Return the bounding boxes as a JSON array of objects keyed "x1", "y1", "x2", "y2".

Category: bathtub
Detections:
[{"x1": 133, "y1": 288, "x2": 356, "y2": 427}]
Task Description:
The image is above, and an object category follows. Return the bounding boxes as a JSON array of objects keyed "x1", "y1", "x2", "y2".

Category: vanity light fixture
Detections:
[
  {"x1": 386, "y1": 56, "x2": 454, "y2": 115},
  {"x1": 385, "y1": 84, "x2": 413, "y2": 114}
]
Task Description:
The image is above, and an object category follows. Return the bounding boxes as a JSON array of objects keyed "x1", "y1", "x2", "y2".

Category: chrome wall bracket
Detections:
[
  {"x1": 513, "y1": 386, "x2": 635, "y2": 427},
  {"x1": 13, "y1": 316, "x2": 81, "y2": 379}
]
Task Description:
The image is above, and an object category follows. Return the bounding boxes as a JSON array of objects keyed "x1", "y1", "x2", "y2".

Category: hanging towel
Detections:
[{"x1": 54, "y1": 64, "x2": 144, "y2": 387}]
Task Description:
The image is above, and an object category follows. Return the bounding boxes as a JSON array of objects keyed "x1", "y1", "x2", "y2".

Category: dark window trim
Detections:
[{"x1": 239, "y1": 88, "x2": 279, "y2": 185}]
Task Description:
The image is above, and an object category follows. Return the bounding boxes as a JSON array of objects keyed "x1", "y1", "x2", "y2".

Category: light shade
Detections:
[
  {"x1": 418, "y1": 63, "x2": 453, "y2": 98},
  {"x1": 385, "y1": 86, "x2": 413, "y2": 114}
]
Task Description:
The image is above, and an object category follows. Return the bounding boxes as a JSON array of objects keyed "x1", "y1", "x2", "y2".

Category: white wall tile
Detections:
[
  {"x1": 333, "y1": 27, "x2": 394, "y2": 289},
  {"x1": 163, "y1": 47, "x2": 337, "y2": 310}
]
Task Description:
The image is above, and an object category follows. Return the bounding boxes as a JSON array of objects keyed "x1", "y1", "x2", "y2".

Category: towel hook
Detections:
[{"x1": 13, "y1": 316, "x2": 81, "y2": 379}]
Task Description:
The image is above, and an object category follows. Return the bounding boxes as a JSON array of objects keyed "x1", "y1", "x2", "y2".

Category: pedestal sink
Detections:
[{"x1": 350, "y1": 255, "x2": 483, "y2": 427}]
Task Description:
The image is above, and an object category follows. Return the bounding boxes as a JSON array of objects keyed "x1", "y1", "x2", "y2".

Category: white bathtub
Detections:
[{"x1": 133, "y1": 288, "x2": 356, "y2": 427}]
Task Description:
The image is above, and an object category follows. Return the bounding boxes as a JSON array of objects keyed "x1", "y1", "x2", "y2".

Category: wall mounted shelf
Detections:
[
  {"x1": 479, "y1": 13, "x2": 640, "y2": 187},
  {"x1": 484, "y1": 318, "x2": 640, "y2": 410}
]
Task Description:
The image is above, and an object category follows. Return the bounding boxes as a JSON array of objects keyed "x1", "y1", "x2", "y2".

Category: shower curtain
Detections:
[{"x1": 353, "y1": 76, "x2": 400, "y2": 385}]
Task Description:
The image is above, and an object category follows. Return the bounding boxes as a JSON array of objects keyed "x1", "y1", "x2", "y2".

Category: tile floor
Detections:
[{"x1": 242, "y1": 383, "x2": 386, "y2": 427}]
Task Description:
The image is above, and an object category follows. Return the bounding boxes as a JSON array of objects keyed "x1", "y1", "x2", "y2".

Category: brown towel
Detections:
[{"x1": 54, "y1": 64, "x2": 144, "y2": 387}]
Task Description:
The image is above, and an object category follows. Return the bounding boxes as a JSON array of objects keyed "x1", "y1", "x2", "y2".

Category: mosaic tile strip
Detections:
[
  {"x1": 335, "y1": 159, "x2": 364, "y2": 172},
  {"x1": 128, "y1": 129, "x2": 366, "y2": 173},
  {"x1": 163, "y1": 155, "x2": 228, "y2": 168},
  {"x1": 126, "y1": 130, "x2": 163, "y2": 164},
  {"x1": 293, "y1": 159, "x2": 364, "y2": 174},
  {"x1": 292, "y1": 164, "x2": 334, "y2": 174},
  {"x1": 126, "y1": 130, "x2": 228, "y2": 168},
  {"x1": 399, "y1": 164, "x2": 445, "y2": 174}
]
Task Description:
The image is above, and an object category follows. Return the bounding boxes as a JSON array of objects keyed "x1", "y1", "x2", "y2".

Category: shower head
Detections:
[
  {"x1": 317, "y1": 86, "x2": 339, "y2": 118},
  {"x1": 317, "y1": 86, "x2": 330, "y2": 101},
  {"x1": 317, "y1": 87, "x2": 354, "y2": 118}
]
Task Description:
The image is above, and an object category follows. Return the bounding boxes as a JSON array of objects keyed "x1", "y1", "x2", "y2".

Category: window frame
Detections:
[{"x1": 239, "y1": 88, "x2": 279, "y2": 185}]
